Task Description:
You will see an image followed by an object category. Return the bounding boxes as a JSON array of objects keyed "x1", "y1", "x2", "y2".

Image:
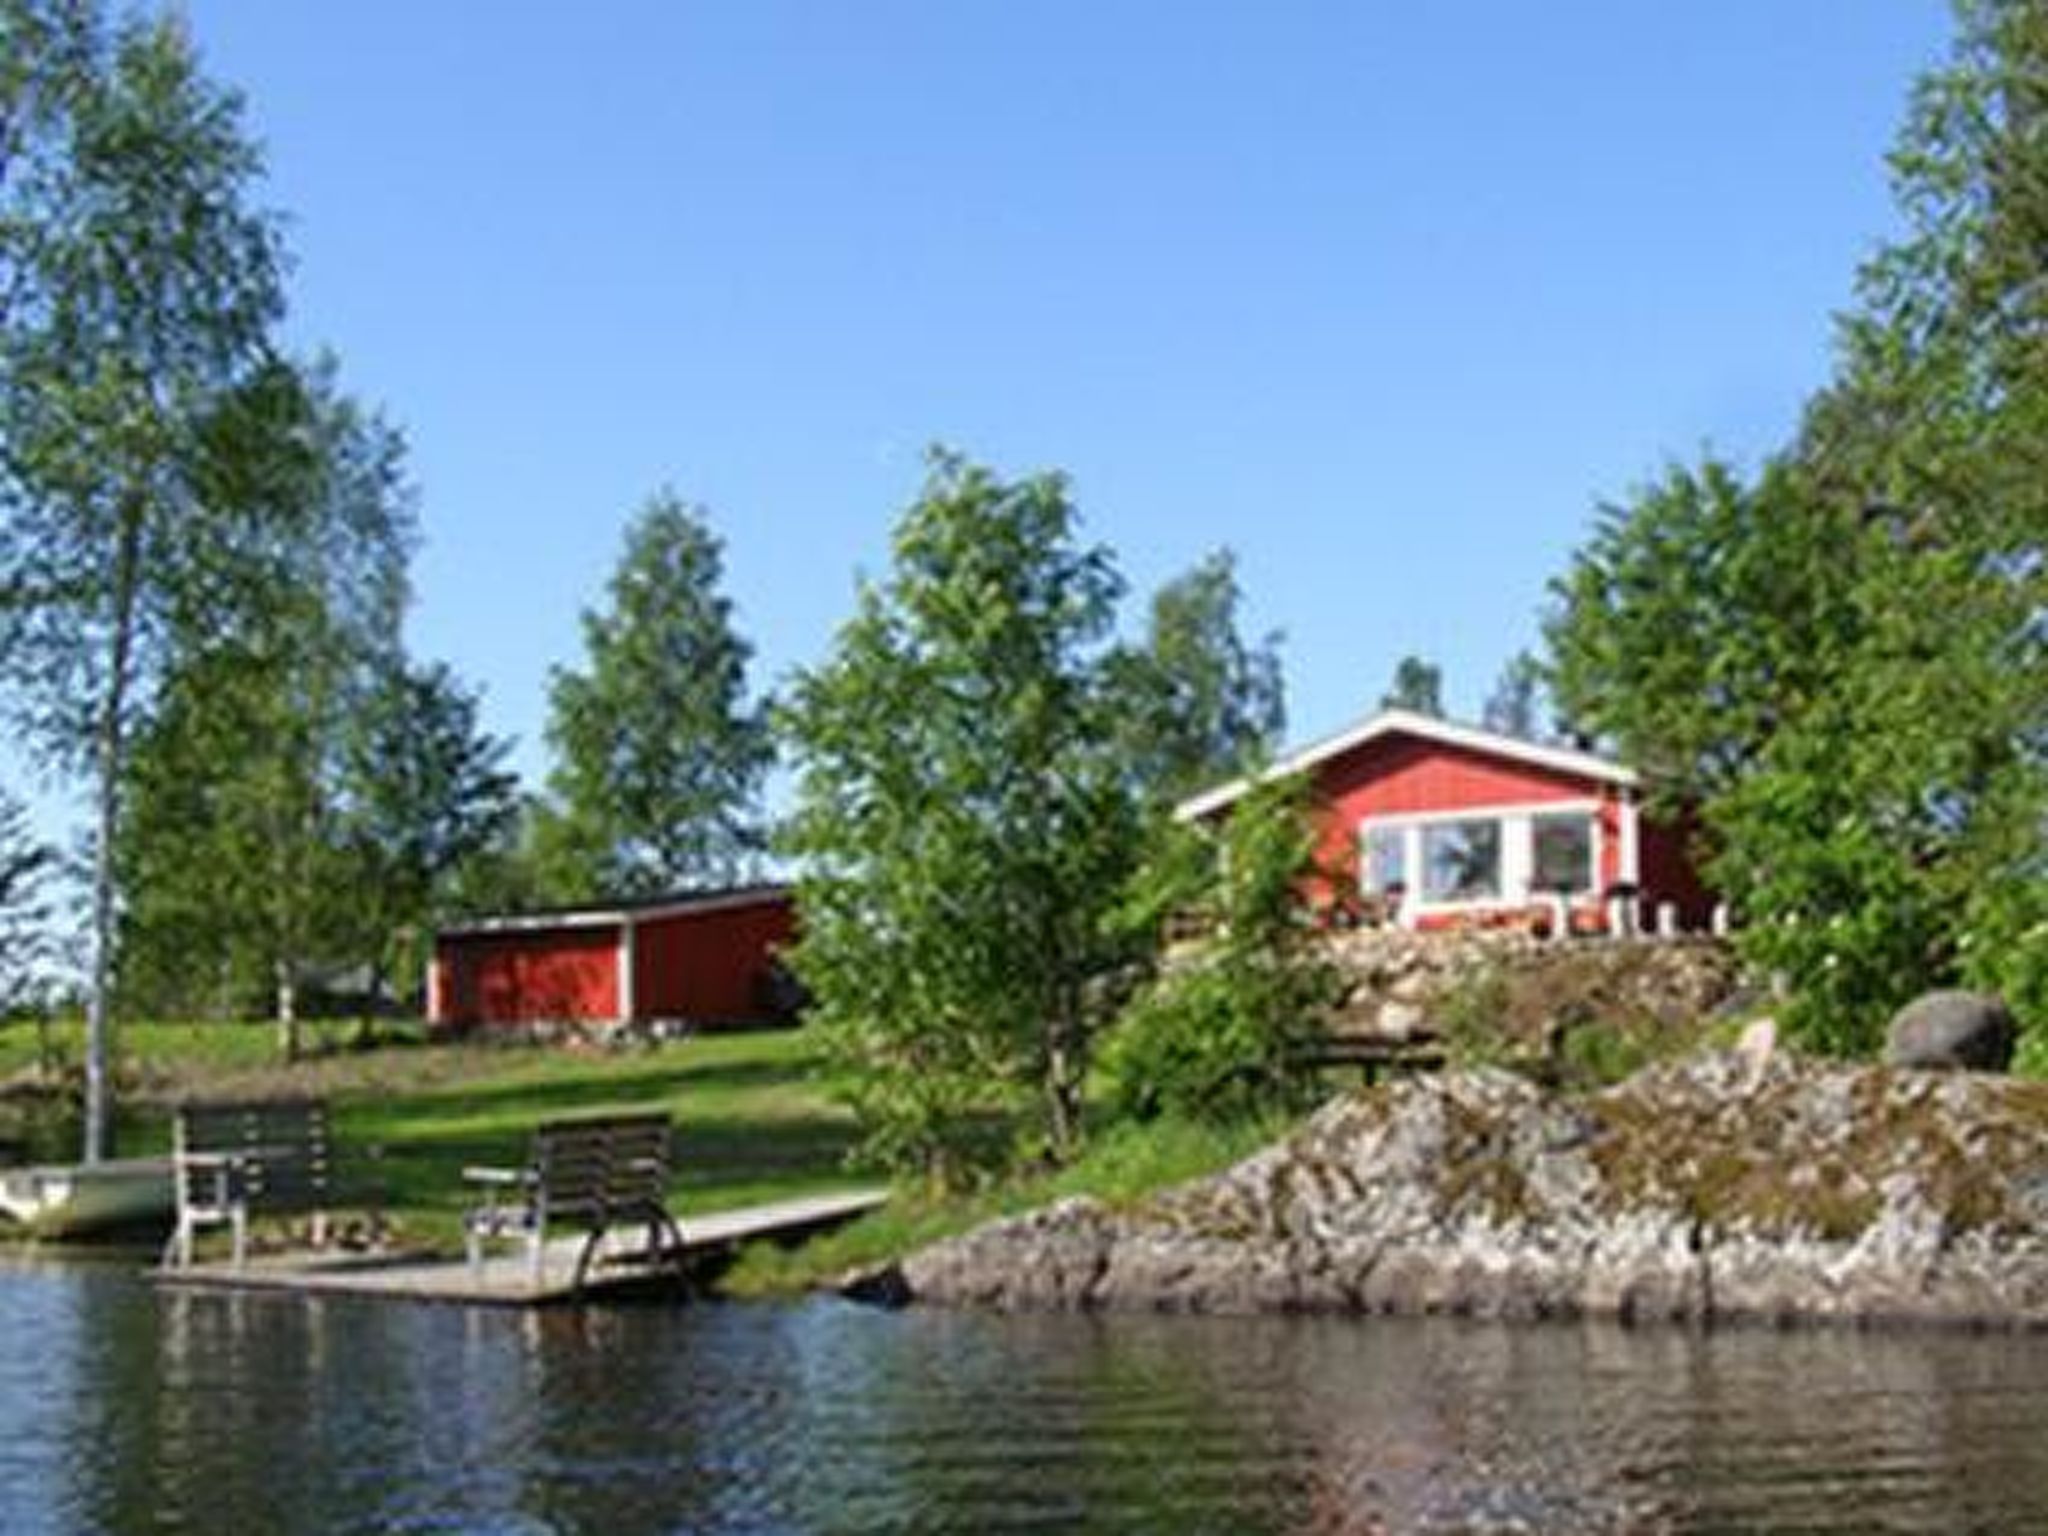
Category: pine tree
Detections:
[{"x1": 1380, "y1": 654, "x2": 1444, "y2": 717}]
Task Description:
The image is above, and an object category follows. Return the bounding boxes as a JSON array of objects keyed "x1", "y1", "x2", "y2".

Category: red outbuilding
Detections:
[
  {"x1": 427, "y1": 884, "x2": 799, "y2": 1033},
  {"x1": 1176, "y1": 709, "x2": 1715, "y2": 935}
]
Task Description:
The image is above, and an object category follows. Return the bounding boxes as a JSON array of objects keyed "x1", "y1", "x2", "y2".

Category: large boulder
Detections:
[{"x1": 1885, "y1": 990, "x2": 2017, "y2": 1072}]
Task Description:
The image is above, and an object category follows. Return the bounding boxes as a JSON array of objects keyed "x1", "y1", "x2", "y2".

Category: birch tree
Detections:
[{"x1": 0, "y1": 3, "x2": 288, "y2": 1155}]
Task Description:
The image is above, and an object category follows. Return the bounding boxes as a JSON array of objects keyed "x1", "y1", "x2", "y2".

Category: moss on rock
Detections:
[{"x1": 895, "y1": 1049, "x2": 2048, "y2": 1327}]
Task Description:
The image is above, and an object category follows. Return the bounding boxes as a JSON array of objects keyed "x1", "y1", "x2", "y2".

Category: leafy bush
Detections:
[{"x1": 1104, "y1": 776, "x2": 1341, "y2": 1120}]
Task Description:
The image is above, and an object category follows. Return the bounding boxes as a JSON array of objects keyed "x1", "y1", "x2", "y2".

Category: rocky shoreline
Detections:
[{"x1": 863, "y1": 1052, "x2": 2048, "y2": 1329}]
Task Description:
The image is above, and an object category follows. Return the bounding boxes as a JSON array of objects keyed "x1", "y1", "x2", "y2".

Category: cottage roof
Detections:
[
  {"x1": 1173, "y1": 708, "x2": 1638, "y2": 821},
  {"x1": 437, "y1": 882, "x2": 792, "y2": 940}
]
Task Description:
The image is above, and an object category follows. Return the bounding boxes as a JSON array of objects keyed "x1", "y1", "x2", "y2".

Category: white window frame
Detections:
[{"x1": 1358, "y1": 799, "x2": 1606, "y2": 921}]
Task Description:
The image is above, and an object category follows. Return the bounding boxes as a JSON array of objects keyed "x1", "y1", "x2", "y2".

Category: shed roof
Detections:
[
  {"x1": 437, "y1": 882, "x2": 792, "y2": 941},
  {"x1": 1173, "y1": 708, "x2": 1637, "y2": 821}
]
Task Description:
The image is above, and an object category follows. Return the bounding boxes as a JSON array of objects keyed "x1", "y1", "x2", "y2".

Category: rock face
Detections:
[
  {"x1": 889, "y1": 1054, "x2": 2048, "y2": 1328},
  {"x1": 1886, "y1": 990, "x2": 2017, "y2": 1072},
  {"x1": 1319, "y1": 928, "x2": 1741, "y2": 1050}
]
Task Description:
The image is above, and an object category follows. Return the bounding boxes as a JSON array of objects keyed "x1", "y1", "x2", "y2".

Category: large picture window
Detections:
[
  {"x1": 1421, "y1": 819, "x2": 1500, "y2": 902},
  {"x1": 1531, "y1": 812, "x2": 1595, "y2": 895},
  {"x1": 1361, "y1": 803, "x2": 1602, "y2": 911}
]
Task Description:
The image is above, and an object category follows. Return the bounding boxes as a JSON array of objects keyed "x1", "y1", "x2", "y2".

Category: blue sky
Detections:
[{"x1": 32, "y1": 3, "x2": 1958, "y2": 830}]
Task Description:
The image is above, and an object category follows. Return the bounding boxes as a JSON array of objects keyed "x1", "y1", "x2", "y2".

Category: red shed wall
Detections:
[
  {"x1": 435, "y1": 926, "x2": 621, "y2": 1028},
  {"x1": 632, "y1": 897, "x2": 796, "y2": 1024}
]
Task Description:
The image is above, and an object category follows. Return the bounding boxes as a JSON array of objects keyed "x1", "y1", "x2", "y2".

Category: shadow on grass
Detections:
[
  {"x1": 673, "y1": 1112, "x2": 864, "y2": 1190},
  {"x1": 346, "y1": 1093, "x2": 864, "y2": 1220},
  {"x1": 376, "y1": 1052, "x2": 830, "y2": 1130},
  {"x1": 387, "y1": 1069, "x2": 700, "y2": 1126}
]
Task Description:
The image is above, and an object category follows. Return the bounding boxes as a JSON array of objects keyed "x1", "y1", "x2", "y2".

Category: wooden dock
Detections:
[{"x1": 151, "y1": 1189, "x2": 888, "y2": 1307}]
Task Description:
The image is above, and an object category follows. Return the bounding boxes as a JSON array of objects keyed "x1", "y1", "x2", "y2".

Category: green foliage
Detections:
[
  {"x1": 1434, "y1": 969, "x2": 1514, "y2": 1069},
  {"x1": 1105, "y1": 549, "x2": 1284, "y2": 803},
  {"x1": 335, "y1": 658, "x2": 519, "y2": 1001},
  {"x1": 1379, "y1": 653, "x2": 1443, "y2": 716},
  {"x1": 780, "y1": 450, "x2": 1143, "y2": 1183},
  {"x1": 2015, "y1": 1026, "x2": 2048, "y2": 1082},
  {"x1": 537, "y1": 491, "x2": 771, "y2": 899},
  {"x1": 0, "y1": 788, "x2": 56, "y2": 1013},
  {"x1": 1104, "y1": 777, "x2": 1339, "y2": 1121},
  {"x1": 1544, "y1": 459, "x2": 1866, "y2": 807},
  {"x1": 111, "y1": 360, "x2": 427, "y2": 1043},
  {"x1": 1542, "y1": 3, "x2": 2046, "y2": 1051},
  {"x1": 0, "y1": 4, "x2": 290, "y2": 763},
  {"x1": 0, "y1": 2, "x2": 294, "y2": 1153}
]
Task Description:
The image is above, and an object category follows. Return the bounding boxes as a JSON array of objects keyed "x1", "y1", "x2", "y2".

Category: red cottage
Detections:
[
  {"x1": 428, "y1": 884, "x2": 798, "y2": 1033},
  {"x1": 1176, "y1": 709, "x2": 1714, "y2": 935}
]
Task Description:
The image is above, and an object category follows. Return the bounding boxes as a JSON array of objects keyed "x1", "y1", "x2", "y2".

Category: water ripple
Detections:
[{"x1": 1, "y1": 1259, "x2": 2046, "y2": 1533}]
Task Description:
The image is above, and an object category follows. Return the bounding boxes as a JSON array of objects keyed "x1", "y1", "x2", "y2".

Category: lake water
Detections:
[{"x1": 2, "y1": 1257, "x2": 2047, "y2": 1533}]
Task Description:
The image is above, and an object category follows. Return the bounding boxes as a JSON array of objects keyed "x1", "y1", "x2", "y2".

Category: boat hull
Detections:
[{"x1": 0, "y1": 1158, "x2": 175, "y2": 1239}]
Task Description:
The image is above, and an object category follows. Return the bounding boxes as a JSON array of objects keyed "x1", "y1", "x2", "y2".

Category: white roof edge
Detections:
[
  {"x1": 1172, "y1": 708, "x2": 1637, "y2": 821},
  {"x1": 437, "y1": 886, "x2": 792, "y2": 941}
]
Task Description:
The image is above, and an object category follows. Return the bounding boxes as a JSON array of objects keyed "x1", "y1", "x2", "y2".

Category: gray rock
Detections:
[
  {"x1": 884, "y1": 1050, "x2": 2048, "y2": 1330},
  {"x1": 1886, "y1": 990, "x2": 2017, "y2": 1072},
  {"x1": 1374, "y1": 999, "x2": 1428, "y2": 1040}
]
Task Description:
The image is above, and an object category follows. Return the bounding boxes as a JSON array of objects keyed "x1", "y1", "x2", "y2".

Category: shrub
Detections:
[{"x1": 1104, "y1": 776, "x2": 1341, "y2": 1120}]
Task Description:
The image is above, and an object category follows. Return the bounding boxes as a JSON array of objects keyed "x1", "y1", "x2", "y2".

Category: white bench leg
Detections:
[{"x1": 231, "y1": 1207, "x2": 248, "y2": 1269}]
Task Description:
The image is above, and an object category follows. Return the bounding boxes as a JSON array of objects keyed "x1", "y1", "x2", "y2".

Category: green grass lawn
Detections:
[
  {"x1": 1, "y1": 1018, "x2": 1297, "y2": 1281},
  {"x1": 0, "y1": 1021, "x2": 870, "y2": 1251}
]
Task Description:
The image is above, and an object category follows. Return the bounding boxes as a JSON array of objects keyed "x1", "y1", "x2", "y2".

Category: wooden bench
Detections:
[
  {"x1": 163, "y1": 1097, "x2": 371, "y2": 1269},
  {"x1": 1289, "y1": 1036, "x2": 1448, "y2": 1086},
  {"x1": 462, "y1": 1112, "x2": 686, "y2": 1292}
]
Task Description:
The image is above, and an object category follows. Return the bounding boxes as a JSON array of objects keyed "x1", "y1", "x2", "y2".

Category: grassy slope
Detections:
[
  {"x1": 722, "y1": 1111, "x2": 1293, "y2": 1295},
  {"x1": 0, "y1": 1022, "x2": 870, "y2": 1250},
  {"x1": 1, "y1": 1020, "x2": 1300, "y2": 1279}
]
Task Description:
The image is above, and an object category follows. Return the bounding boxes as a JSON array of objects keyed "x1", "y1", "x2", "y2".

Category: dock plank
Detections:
[{"x1": 152, "y1": 1188, "x2": 887, "y2": 1307}]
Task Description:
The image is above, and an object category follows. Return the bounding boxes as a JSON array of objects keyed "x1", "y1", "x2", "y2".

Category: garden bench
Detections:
[
  {"x1": 1288, "y1": 1036, "x2": 1447, "y2": 1086},
  {"x1": 462, "y1": 1112, "x2": 686, "y2": 1292},
  {"x1": 163, "y1": 1096, "x2": 376, "y2": 1268}
]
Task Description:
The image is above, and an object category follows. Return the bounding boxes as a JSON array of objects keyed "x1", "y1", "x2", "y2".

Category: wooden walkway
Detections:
[{"x1": 151, "y1": 1189, "x2": 887, "y2": 1307}]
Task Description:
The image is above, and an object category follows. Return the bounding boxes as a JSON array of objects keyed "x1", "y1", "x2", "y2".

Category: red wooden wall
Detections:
[
  {"x1": 1307, "y1": 735, "x2": 1624, "y2": 896},
  {"x1": 435, "y1": 926, "x2": 620, "y2": 1027},
  {"x1": 1268, "y1": 731, "x2": 1710, "y2": 929},
  {"x1": 431, "y1": 893, "x2": 798, "y2": 1031},
  {"x1": 633, "y1": 897, "x2": 796, "y2": 1025}
]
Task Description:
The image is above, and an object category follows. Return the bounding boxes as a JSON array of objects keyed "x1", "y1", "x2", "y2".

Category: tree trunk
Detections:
[
  {"x1": 1044, "y1": 988, "x2": 1084, "y2": 1163},
  {"x1": 82, "y1": 507, "x2": 142, "y2": 1165},
  {"x1": 275, "y1": 958, "x2": 299, "y2": 1063},
  {"x1": 353, "y1": 958, "x2": 384, "y2": 1050}
]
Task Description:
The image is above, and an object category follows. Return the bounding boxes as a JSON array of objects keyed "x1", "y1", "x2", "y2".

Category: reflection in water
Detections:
[{"x1": 0, "y1": 1255, "x2": 2046, "y2": 1533}]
